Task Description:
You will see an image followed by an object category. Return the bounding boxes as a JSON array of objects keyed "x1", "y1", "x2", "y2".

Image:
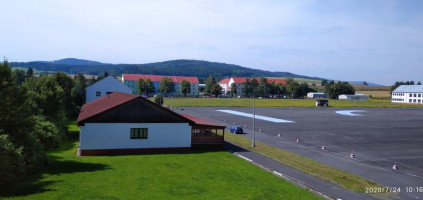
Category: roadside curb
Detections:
[{"x1": 228, "y1": 148, "x2": 334, "y2": 200}]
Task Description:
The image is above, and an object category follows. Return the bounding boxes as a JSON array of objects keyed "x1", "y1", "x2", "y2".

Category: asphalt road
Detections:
[{"x1": 178, "y1": 107, "x2": 423, "y2": 200}]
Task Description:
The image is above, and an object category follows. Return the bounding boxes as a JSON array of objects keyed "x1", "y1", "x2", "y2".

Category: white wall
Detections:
[
  {"x1": 86, "y1": 76, "x2": 133, "y2": 102},
  {"x1": 392, "y1": 92, "x2": 423, "y2": 104},
  {"x1": 80, "y1": 123, "x2": 191, "y2": 150}
]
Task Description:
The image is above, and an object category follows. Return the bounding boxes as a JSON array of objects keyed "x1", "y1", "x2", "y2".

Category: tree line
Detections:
[{"x1": 0, "y1": 60, "x2": 89, "y2": 186}]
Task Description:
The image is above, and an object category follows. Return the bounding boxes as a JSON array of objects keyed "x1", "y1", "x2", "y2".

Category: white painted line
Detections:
[
  {"x1": 237, "y1": 154, "x2": 253, "y2": 162},
  {"x1": 335, "y1": 110, "x2": 366, "y2": 116},
  {"x1": 273, "y1": 171, "x2": 283, "y2": 177},
  {"x1": 217, "y1": 110, "x2": 294, "y2": 123}
]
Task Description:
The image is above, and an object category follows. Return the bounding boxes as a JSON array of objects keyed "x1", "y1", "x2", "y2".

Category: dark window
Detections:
[
  {"x1": 414, "y1": 94, "x2": 417, "y2": 97},
  {"x1": 409, "y1": 94, "x2": 412, "y2": 97},
  {"x1": 419, "y1": 94, "x2": 421, "y2": 97},
  {"x1": 130, "y1": 128, "x2": 148, "y2": 139},
  {"x1": 106, "y1": 92, "x2": 113, "y2": 95},
  {"x1": 96, "y1": 91, "x2": 101, "y2": 96}
]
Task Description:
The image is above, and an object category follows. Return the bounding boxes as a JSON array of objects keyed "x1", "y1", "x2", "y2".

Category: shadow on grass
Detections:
[{"x1": 0, "y1": 138, "x2": 110, "y2": 198}]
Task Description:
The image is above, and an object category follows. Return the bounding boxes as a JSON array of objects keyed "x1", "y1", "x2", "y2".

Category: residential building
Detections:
[
  {"x1": 218, "y1": 77, "x2": 287, "y2": 96},
  {"x1": 122, "y1": 74, "x2": 199, "y2": 96},
  {"x1": 338, "y1": 94, "x2": 369, "y2": 101},
  {"x1": 392, "y1": 85, "x2": 423, "y2": 104},
  {"x1": 85, "y1": 76, "x2": 132, "y2": 103},
  {"x1": 77, "y1": 92, "x2": 225, "y2": 156}
]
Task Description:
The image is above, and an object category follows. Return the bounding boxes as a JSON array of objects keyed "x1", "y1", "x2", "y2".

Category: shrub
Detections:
[
  {"x1": 154, "y1": 95, "x2": 164, "y2": 105},
  {"x1": 0, "y1": 134, "x2": 24, "y2": 186},
  {"x1": 33, "y1": 115, "x2": 64, "y2": 150}
]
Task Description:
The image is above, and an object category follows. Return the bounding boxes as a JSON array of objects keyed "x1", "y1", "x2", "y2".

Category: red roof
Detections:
[
  {"x1": 218, "y1": 78, "x2": 231, "y2": 84},
  {"x1": 180, "y1": 114, "x2": 225, "y2": 128},
  {"x1": 267, "y1": 78, "x2": 287, "y2": 85},
  {"x1": 232, "y1": 77, "x2": 248, "y2": 83},
  {"x1": 230, "y1": 77, "x2": 286, "y2": 85},
  {"x1": 122, "y1": 74, "x2": 199, "y2": 83},
  {"x1": 77, "y1": 92, "x2": 139, "y2": 123}
]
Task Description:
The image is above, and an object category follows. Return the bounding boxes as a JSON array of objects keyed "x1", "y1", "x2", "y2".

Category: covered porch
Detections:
[{"x1": 180, "y1": 114, "x2": 226, "y2": 149}]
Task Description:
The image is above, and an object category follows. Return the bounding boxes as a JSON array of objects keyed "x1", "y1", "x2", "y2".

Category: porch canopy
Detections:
[{"x1": 180, "y1": 114, "x2": 226, "y2": 145}]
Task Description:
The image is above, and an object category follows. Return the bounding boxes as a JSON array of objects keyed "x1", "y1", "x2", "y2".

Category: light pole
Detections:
[
  {"x1": 252, "y1": 88, "x2": 256, "y2": 147},
  {"x1": 252, "y1": 84, "x2": 262, "y2": 147}
]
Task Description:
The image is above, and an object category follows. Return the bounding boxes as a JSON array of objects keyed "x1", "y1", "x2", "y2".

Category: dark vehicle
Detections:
[{"x1": 229, "y1": 126, "x2": 243, "y2": 134}]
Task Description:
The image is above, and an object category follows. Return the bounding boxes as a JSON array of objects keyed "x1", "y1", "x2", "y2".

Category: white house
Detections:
[
  {"x1": 307, "y1": 92, "x2": 329, "y2": 99},
  {"x1": 86, "y1": 76, "x2": 132, "y2": 103},
  {"x1": 218, "y1": 77, "x2": 287, "y2": 96},
  {"x1": 77, "y1": 92, "x2": 225, "y2": 156},
  {"x1": 338, "y1": 94, "x2": 369, "y2": 101},
  {"x1": 392, "y1": 85, "x2": 423, "y2": 104}
]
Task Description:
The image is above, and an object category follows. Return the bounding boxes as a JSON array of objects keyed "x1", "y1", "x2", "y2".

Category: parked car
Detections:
[{"x1": 229, "y1": 126, "x2": 243, "y2": 134}]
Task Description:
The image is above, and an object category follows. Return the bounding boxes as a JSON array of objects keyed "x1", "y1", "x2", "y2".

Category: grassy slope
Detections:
[
  {"x1": 0, "y1": 123, "x2": 321, "y2": 200},
  {"x1": 163, "y1": 98, "x2": 423, "y2": 108}
]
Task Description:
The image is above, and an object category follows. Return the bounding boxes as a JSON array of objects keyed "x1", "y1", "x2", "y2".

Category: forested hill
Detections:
[{"x1": 10, "y1": 58, "x2": 324, "y2": 81}]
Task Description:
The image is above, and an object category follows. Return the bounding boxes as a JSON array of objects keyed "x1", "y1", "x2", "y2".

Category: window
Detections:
[
  {"x1": 419, "y1": 94, "x2": 421, "y2": 98},
  {"x1": 410, "y1": 94, "x2": 412, "y2": 97},
  {"x1": 419, "y1": 100, "x2": 421, "y2": 103},
  {"x1": 96, "y1": 91, "x2": 101, "y2": 96},
  {"x1": 414, "y1": 94, "x2": 417, "y2": 97},
  {"x1": 413, "y1": 99, "x2": 416, "y2": 103},
  {"x1": 409, "y1": 99, "x2": 412, "y2": 103},
  {"x1": 130, "y1": 128, "x2": 148, "y2": 139}
]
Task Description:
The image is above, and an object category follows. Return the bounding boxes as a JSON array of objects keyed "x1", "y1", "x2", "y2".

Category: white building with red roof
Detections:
[
  {"x1": 122, "y1": 74, "x2": 199, "y2": 96},
  {"x1": 218, "y1": 77, "x2": 287, "y2": 95},
  {"x1": 77, "y1": 92, "x2": 225, "y2": 155}
]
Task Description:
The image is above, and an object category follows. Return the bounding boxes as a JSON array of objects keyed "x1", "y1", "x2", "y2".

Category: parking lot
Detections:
[{"x1": 178, "y1": 107, "x2": 423, "y2": 199}]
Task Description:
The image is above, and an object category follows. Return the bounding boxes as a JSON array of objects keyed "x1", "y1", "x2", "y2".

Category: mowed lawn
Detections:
[{"x1": 0, "y1": 125, "x2": 321, "y2": 200}]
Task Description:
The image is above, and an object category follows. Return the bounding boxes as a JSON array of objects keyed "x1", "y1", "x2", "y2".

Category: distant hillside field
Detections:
[{"x1": 10, "y1": 58, "x2": 325, "y2": 82}]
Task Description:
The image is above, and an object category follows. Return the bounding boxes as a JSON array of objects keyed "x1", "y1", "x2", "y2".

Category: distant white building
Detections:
[
  {"x1": 86, "y1": 76, "x2": 132, "y2": 103},
  {"x1": 338, "y1": 94, "x2": 368, "y2": 101},
  {"x1": 307, "y1": 92, "x2": 329, "y2": 99},
  {"x1": 392, "y1": 85, "x2": 423, "y2": 104}
]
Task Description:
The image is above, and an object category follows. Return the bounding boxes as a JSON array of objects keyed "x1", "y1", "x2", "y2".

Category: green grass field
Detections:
[
  {"x1": 162, "y1": 97, "x2": 423, "y2": 108},
  {"x1": 0, "y1": 123, "x2": 321, "y2": 200}
]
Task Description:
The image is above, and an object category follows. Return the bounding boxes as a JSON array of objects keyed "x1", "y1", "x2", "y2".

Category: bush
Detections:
[
  {"x1": 0, "y1": 134, "x2": 24, "y2": 186},
  {"x1": 33, "y1": 115, "x2": 64, "y2": 150},
  {"x1": 154, "y1": 95, "x2": 164, "y2": 105}
]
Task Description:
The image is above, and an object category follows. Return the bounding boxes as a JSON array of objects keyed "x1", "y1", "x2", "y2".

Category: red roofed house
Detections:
[
  {"x1": 122, "y1": 74, "x2": 199, "y2": 96},
  {"x1": 77, "y1": 92, "x2": 224, "y2": 155},
  {"x1": 218, "y1": 77, "x2": 287, "y2": 96}
]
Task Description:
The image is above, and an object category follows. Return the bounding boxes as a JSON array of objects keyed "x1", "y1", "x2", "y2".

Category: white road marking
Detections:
[
  {"x1": 237, "y1": 154, "x2": 253, "y2": 162},
  {"x1": 217, "y1": 110, "x2": 294, "y2": 123},
  {"x1": 273, "y1": 171, "x2": 283, "y2": 177},
  {"x1": 335, "y1": 110, "x2": 366, "y2": 116}
]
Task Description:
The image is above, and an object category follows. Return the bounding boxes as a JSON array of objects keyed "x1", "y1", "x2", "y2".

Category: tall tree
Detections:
[
  {"x1": 181, "y1": 80, "x2": 191, "y2": 97},
  {"x1": 53, "y1": 72, "x2": 75, "y2": 117},
  {"x1": 26, "y1": 67, "x2": 34, "y2": 78},
  {"x1": 242, "y1": 78, "x2": 251, "y2": 97},
  {"x1": 329, "y1": 82, "x2": 355, "y2": 99},
  {"x1": 230, "y1": 83, "x2": 237, "y2": 97},
  {"x1": 211, "y1": 84, "x2": 223, "y2": 97},
  {"x1": 0, "y1": 60, "x2": 46, "y2": 185},
  {"x1": 136, "y1": 78, "x2": 145, "y2": 95},
  {"x1": 363, "y1": 81, "x2": 368, "y2": 86},
  {"x1": 144, "y1": 78, "x2": 155, "y2": 96},
  {"x1": 204, "y1": 75, "x2": 217, "y2": 94},
  {"x1": 276, "y1": 82, "x2": 286, "y2": 98},
  {"x1": 417, "y1": 81, "x2": 422, "y2": 85},
  {"x1": 71, "y1": 73, "x2": 87, "y2": 107},
  {"x1": 159, "y1": 77, "x2": 175, "y2": 96},
  {"x1": 12, "y1": 69, "x2": 26, "y2": 86}
]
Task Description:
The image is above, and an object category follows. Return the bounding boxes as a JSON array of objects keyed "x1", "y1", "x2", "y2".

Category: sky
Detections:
[{"x1": 1, "y1": 0, "x2": 422, "y2": 85}]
